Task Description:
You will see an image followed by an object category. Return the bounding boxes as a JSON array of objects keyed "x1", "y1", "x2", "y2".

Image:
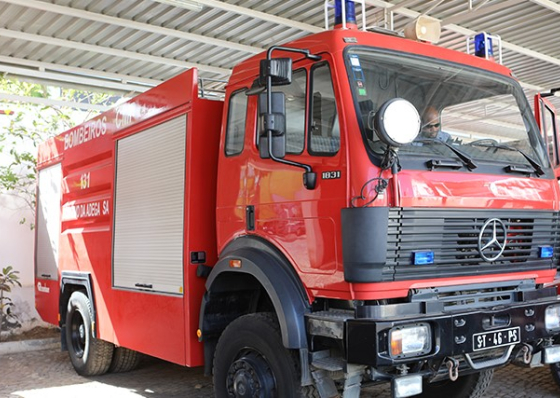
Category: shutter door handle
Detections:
[{"x1": 135, "y1": 283, "x2": 153, "y2": 289}]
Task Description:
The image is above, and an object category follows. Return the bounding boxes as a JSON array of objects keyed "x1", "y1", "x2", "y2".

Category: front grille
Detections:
[{"x1": 386, "y1": 208, "x2": 560, "y2": 281}]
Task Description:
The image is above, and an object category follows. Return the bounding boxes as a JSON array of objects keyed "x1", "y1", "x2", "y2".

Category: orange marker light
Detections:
[
  {"x1": 229, "y1": 259, "x2": 242, "y2": 268},
  {"x1": 390, "y1": 329, "x2": 403, "y2": 356}
]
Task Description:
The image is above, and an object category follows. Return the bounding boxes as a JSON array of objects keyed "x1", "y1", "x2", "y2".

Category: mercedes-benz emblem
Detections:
[{"x1": 478, "y1": 218, "x2": 507, "y2": 262}]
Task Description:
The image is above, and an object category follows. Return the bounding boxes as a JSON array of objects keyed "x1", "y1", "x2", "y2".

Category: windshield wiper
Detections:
[
  {"x1": 468, "y1": 142, "x2": 544, "y2": 176},
  {"x1": 415, "y1": 139, "x2": 478, "y2": 171}
]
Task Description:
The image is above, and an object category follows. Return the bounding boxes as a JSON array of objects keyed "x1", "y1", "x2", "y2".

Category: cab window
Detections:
[
  {"x1": 225, "y1": 89, "x2": 248, "y2": 156},
  {"x1": 264, "y1": 69, "x2": 307, "y2": 154},
  {"x1": 542, "y1": 105, "x2": 559, "y2": 166},
  {"x1": 309, "y1": 63, "x2": 340, "y2": 155}
]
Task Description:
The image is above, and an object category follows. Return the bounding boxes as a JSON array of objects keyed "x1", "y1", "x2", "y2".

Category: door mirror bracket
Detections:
[{"x1": 259, "y1": 45, "x2": 321, "y2": 190}]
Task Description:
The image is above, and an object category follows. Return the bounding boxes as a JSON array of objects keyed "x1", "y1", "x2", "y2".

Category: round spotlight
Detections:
[{"x1": 374, "y1": 98, "x2": 420, "y2": 147}]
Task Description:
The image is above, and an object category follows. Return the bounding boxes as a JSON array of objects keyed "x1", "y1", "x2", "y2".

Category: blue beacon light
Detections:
[
  {"x1": 474, "y1": 33, "x2": 493, "y2": 59},
  {"x1": 334, "y1": 0, "x2": 357, "y2": 27}
]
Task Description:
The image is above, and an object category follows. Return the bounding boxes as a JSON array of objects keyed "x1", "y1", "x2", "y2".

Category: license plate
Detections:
[{"x1": 472, "y1": 326, "x2": 520, "y2": 351}]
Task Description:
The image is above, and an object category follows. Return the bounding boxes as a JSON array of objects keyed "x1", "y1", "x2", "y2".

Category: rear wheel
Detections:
[
  {"x1": 66, "y1": 291, "x2": 114, "y2": 376},
  {"x1": 109, "y1": 347, "x2": 142, "y2": 373},
  {"x1": 213, "y1": 312, "x2": 310, "y2": 398},
  {"x1": 418, "y1": 369, "x2": 493, "y2": 398}
]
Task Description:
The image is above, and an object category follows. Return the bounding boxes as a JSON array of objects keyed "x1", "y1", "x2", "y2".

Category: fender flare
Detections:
[
  {"x1": 202, "y1": 237, "x2": 311, "y2": 349},
  {"x1": 60, "y1": 271, "x2": 97, "y2": 337}
]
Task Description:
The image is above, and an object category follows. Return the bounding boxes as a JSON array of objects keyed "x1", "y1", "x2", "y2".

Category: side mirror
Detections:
[
  {"x1": 374, "y1": 98, "x2": 420, "y2": 147},
  {"x1": 255, "y1": 46, "x2": 319, "y2": 190},
  {"x1": 259, "y1": 58, "x2": 292, "y2": 87},
  {"x1": 258, "y1": 92, "x2": 286, "y2": 159}
]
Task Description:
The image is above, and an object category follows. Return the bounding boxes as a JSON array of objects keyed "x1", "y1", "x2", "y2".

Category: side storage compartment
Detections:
[
  {"x1": 110, "y1": 115, "x2": 188, "y2": 364},
  {"x1": 35, "y1": 162, "x2": 62, "y2": 325},
  {"x1": 113, "y1": 115, "x2": 187, "y2": 295}
]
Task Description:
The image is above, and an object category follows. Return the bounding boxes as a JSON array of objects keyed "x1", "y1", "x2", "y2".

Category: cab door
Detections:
[
  {"x1": 249, "y1": 55, "x2": 347, "y2": 282},
  {"x1": 535, "y1": 94, "x2": 560, "y2": 179}
]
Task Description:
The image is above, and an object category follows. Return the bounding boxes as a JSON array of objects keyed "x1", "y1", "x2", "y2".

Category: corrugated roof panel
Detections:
[
  {"x1": 71, "y1": 51, "x2": 103, "y2": 69},
  {"x1": 2, "y1": 5, "x2": 40, "y2": 31},
  {"x1": 0, "y1": 0, "x2": 558, "y2": 97},
  {"x1": 138, "y1": 63, "x2": 185, "y2": 81}
]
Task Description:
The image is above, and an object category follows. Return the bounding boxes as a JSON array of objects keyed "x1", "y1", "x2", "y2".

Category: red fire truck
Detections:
[
  {"x1": 534, "y1": 91, "x2": 560, "y2": 387},
  {"x1": 35, "y1": 2, "x2": 560, "y2": 397}
]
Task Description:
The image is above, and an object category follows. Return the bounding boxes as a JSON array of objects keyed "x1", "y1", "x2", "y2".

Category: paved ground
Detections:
[{"x1": 1, "y1": 344, "x2": 560, "y2": 398}]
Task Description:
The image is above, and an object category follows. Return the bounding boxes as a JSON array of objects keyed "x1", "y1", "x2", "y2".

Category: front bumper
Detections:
[{"x1": 346, "y1": 293, "x2": 560, "y2": 368}]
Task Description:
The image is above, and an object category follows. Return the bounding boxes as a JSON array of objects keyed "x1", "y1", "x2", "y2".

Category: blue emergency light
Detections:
[
  {"x1": 412, "y1": 251, "x2": 434, "y2": 265},
  {"x1": 474, "y1": 33, "x2": 493, "y2": 58},
  {"x1": 335, "y1": 0, "x2": 356, "y2": 26},
  {"x1": 539, "y1": 246, "x2": 554, "y2": 258}
]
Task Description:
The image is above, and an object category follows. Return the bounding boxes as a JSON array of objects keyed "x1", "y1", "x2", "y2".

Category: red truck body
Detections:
[
  {"x1": 35, "y1": 12, "x2": 560, "y2": 398},
  {"x1": 36, "y1": 69, "x2": 221, "y2": 365}
]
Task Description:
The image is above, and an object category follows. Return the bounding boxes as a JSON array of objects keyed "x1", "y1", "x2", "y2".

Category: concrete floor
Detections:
[{"x1": 2, "y1": 345, "x2": 560, "y2": 398}]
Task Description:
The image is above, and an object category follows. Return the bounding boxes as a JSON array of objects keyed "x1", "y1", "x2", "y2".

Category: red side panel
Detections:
[
  {"x1": 35, "y1": 279, "x2": 59, "y2": 325},
  {"x1": 183, "y1": 97, "x2": 222, "y2": 366},
  {"x1": 36, "y1": 69, "x2": 222, "y2": 367},
  {"x1": 37, "y1": 136, "x2": 64, "y2": 167}
]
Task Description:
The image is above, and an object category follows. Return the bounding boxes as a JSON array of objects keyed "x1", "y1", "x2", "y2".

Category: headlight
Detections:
[
  {"x1": 390, "y1": 323, "x2": 431, "y2": 358},
  {"x1": 374, "y1": 98, "x2": 420, "y2": 147},
  {"x1": 546, "y1": 305, "x2": 560, "y2": 331}
]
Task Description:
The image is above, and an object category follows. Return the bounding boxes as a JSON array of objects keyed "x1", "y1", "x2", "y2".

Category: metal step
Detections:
[{"x1": 312, "y1": 356, "x2": 346, "y2": 372}]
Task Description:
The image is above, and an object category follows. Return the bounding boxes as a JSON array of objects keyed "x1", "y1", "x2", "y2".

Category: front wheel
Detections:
[
  {"x1": 418, "y1": 369, "x2": 493, "y2": 398},
  {"x1": 66, "y1": 291, "x2": 114, "y2": 376},
  {"x1": 213, "y1": 313, "x2": 308, "y2": 398},
  {"x1": 550, "y1": 362, "x2": 560, "y2": 388}
]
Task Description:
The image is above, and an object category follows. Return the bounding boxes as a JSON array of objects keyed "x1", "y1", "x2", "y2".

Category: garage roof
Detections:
[{"x1": 0, "y1": 0, "x2": 559, "y2": 108}]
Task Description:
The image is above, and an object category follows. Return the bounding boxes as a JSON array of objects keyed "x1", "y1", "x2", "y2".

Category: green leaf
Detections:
[{"x1": 0, "y1": 285, "x2": 11, "y2": 293}]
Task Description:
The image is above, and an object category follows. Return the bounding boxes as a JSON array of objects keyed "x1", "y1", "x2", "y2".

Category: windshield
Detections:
[{"x1": 347, "y1": 48, "x2": 549, "y2": 171}]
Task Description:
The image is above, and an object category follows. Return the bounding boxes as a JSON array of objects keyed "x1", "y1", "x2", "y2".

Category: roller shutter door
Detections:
[{"x1": 113, "y1": 116, "x2": 186, "y2": 295}]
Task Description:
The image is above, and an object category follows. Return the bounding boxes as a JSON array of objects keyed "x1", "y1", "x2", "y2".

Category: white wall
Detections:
[{"x1": 0, "y1": 193, "x2": 48, "y2": 333}]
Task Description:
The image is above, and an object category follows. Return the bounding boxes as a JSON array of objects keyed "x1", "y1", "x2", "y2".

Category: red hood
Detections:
[{"x1": 396, "y1": 170, "x2": 559, "y2": 211}]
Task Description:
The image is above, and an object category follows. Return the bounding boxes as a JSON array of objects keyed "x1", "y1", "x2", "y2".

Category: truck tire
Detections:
[
  {"x1": 550, "y1": 362, "x2": 560, "y2": 387},
  {"x1": 419, "y1": 369, "x2": 493, "y2": 398},
  {"x1": 213, "y1": 312, "x2": 312, "y2": 398},
  {"x1": 109, "y1": 347, "x2": 142, "y2": 373},
  {"x1": 66, "y1": 291, "x2": 114, "y2": 376}
]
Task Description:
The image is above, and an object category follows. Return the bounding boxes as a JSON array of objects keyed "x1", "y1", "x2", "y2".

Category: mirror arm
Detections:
[
  {"x1": 267, "y1": 131, "x2": 317, "y2": 190},
  {"x1": 266, "y1": 46, "x2": 322, "y2": 62},
  {"x1": 263, "y1": 46, "x2": 320, "y2": 190},
  {"x1": 267, "y1": 131, "x2": 310, "y2": 173},
  {"x1": 264, "y1": 46, "x2": 321, "y2": 115}
]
